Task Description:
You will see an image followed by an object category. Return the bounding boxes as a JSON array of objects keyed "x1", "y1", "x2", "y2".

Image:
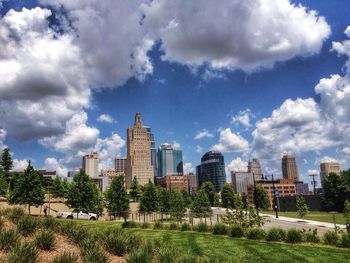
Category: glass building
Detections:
[
  {"x1": 145, "y1": 126, "x2": 157, "y2": 178},
  {"x1": 157, "y1": 143, "x2": 183, "y2": 177},
  {"x1": 196, "y1": 151, "x2": 226, "y2": 192}
]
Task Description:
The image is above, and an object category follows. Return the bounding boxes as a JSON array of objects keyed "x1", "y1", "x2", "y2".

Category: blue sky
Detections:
[{"x1": 1, "y1": 0, "x2": 350, "y2": 188}]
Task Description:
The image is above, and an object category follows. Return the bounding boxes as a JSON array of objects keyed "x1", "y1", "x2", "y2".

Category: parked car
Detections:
[{"x1": 56, "y1": 211, "x2": 98, "y2": 220}]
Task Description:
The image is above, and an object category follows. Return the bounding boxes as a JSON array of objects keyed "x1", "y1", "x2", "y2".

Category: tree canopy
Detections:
[
  {"x1": 169, "y1": 190, "x2": 187, "y2": 223},
  {"x1": 130, "y1": 176, "x2": 142, "y2": 202},
  {"x1": 0, "y1": 148, "x2": 13, "y2": 179},
  {"x1": 104, "y1": 175, "x2": 129, "y2": 220},
  {"x1": 253, "y1": 184, "x2": 269, "y2": 210},
  {"x1": 323, "y1": 171, "x2": 350, "y2": 212},
  {"x1": 221, "y1": 182, "x2": 236, "y2": 209},
  {"x1": 139, "y1": 180, "x2": 159, "y2": 213},
  {"x1": 191, "y1": 189, "x2": 212, "y2": 218},
  {"x1": 200, "y1": 181, "x2": 216, "y2": 206},
  {"x1": 296, "y1": 196, "x2": 309, "y2": 219}
]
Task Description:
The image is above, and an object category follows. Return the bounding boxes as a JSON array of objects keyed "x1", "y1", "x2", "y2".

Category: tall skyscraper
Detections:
[
  {"x1": 320, "y1": 162, "x2": 340, "y2": 183},
  {"x1": 282, "y1": 154, "x2": 299, "y2": 181},
  {"x1": 126, "y1": 113, "x2": 154, "y2": 188},
  {"x1": 82, "y1": 151, "x2": 99, "y2": 177},
  {"x1": 248, "y1": 158, "x2": 262, "y2": 178},
  {"x1": 196, "y1": 151, "x2": 226, "y2": 192},
  {"x1": 115, "y1": 157, "x2": 127, "y2": 173},
  {"x1": 145, "y1": 126, "x2": 157, "y2": 178},
  {"x1": 157, "y1": 143, "x2": 183, "y2": 177},
  {"x1": 231, "y1": 171, "x2": 254, "y2": 194}
]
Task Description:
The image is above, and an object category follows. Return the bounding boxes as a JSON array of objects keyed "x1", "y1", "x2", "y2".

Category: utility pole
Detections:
[
  {"x1": 271, "y1": 174, "x2": 279, "y2": 218},
  {"x1": 309, "y1": 174, "x2": 317, "y2": 195}
]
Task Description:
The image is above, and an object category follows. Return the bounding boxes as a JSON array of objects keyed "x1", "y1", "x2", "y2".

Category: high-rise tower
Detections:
[
  {"x1": 126, "y1": 113, "x2": 154, "y2": 188},
  {"x1": 82, "y1": 151, "x2": 99, "y2": 177},
  {"x1": 282, "y1": 154, "x2": 299, "y2": 181},
  {"x1": 248, "y1": 158, "x2": 262, "y2": 178},
  {"x1": 157, "y1": 143, "x2": 183, "y2": 177}
]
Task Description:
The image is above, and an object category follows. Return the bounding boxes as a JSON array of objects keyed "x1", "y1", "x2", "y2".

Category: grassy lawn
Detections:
[
  {"x1": 79, "y1": 220, "x2": 350, "y2": 263},
  {"x1": 262, "y1": 211, "x2": 346, "y2": 224}
]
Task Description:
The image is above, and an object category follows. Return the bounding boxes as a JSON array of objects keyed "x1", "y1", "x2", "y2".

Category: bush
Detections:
[
  {"x1": 42, "y1": 216, "x2": 59, "y2": 231},
  {"x1": 0, "y1": 218, "x2": 4, "y2": 231},
  {"x1": 339, "y1": 233, "x2": 350, "y2": 248},
  {"x1": 83, "y1": 249, "x2": 110, "y2": 263},
  {"x1": 16, "y1": 216, "x2": 39, "y2": 236},
  {"x1": 212, "y1": 223, "x2": 227, "y2": 235},
  {"x1": 323, "y1": 230, "x2": 339, "y2": 246},
  {"x1": 51, "y1": 252, "x2": 78, "y2": 263},
  {"x1": 126, "y1": 242, "x2": 153, "y2": 263},
  {"x1": 286, "y1": 228, "x2": 304, "y2": 243},
  {"x1": 266, "y1": 228, "x2": 286, "y2": 242},
  {"x1": 0, "y1": 229, "x2": 20, "y2": 251},
  {"x1": 142, "y1": 222, "x2": 150, "y2": 229},
  {"x1": 4, "y1": 207, "x2": 26, "y2": 224},
  {"x1": 180, "y1": 223, "x2": 191, "y2": 231},
  {"x1": 178, "y1": 254, "x2": 199, "y2": 263},
  {"x1": 35, "y1": 229, "x2": 55, "y2": 250},
  {"x1": 229, "y1": 225, "x2": 244, "y2": 238},
  {"x1": 246, "y1": 228, "x2": 266, "y2": 240},
  {"x1": 153, "y1": 221, "x2": 163, "y2": 229},
  {"x1": 305, "y1": 229, "x2": 320, "y2": 243},
  {"x1": 122, "y1": 221, "x2": 139, "y2": 229},
  {"x1": 195, "y1": 223, "x2": 208, "y2": 232},
  {"x1": 156, "y1": 244, "x2": 180, "y2": 263},
  {"x1": 103, "y1": 229, "x2": 129, "y2": 256},
  {"x1": 65, "y1": 225, "x2": 88, "y2": 245},
  {"x1": 169, "y1": 222, "x2": 178, "y2": 230},
  {"x1": 59, "y1": 220, "x2": 77, "y2": 235},
  {"x1": 7, "y1": 242, "x2": 38, "y2": 263}
]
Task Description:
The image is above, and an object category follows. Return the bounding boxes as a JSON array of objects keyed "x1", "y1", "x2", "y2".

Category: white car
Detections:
[{"x1": 56, "y1": 211, "x2": 98, "y2": 220}]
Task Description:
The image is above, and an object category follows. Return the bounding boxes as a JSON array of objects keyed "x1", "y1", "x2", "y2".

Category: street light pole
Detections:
[
  {"x1": 252, "y1": 173, "x2": 256, "y2": 209},
  {"x1": 309, "y1": 174, "x2": 317, "y2": 195},
  {"x1": 271, "y1": 174, "x2": 279, "y2": 219}
]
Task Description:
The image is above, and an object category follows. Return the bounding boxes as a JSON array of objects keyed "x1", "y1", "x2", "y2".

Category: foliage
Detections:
[
  {"x1": 296, "y1": 196, "x2": 309, "y2": 219},
  {"x1": 339, "y1": 233, "x2": 350, "y2": 248},
  {"x1": 153, "y1": 221, "x2": 163, "y2": 229},
  {"x1": 65, "y1": 169, "x2": 103, "y2": 215},
  {"x1": 122, "y1": 221, "x2": 139, "y2": 228},
  {"x1": 51, "y1": 252, "x2": 78, "y2": 263},
  {"x1": 266, "y1": 228, "x2": 286, "y2": 242},
  {"x1": 7, "y1": 161, "x2": 45, "y2": 214},
  {"x1": 139, "y1": 180, "x2": 159, "y2": 213},
  {"x1": 142, "y1": 222, "x2": 150, "y2": 229},
  {"x1": 222, "y1": 206, "x2": 265, "y2": 228},
  {"x1": 0, "y1": 229, "x2": 19, "y2": 251},
  {"x1": 191, "y1": 189, "x2": 212, "y2": 218},
  {"x1": 221, "y1": 183, "x2": 236, "y2": 209},
  {"x1": 104, "y1": 174, "x2": 129, "y2": 220},
  {"x1": 286, "y1": 228, "x2": 304, "y2": 243},
  {"x1": 3, "y1": 207, "x2": 25, "y2": 224},
  {"x1": 169, "y1": 190, "x2": 186, "y2": 223},
  {"x1": 102, "y1": 228, "x2": 130, "y2": 256},
  {"x1": 130, "y1": 176, "x2": 142, "y2": 202},
  {"x1": 344, "y1": 200, "x2": 350, "y2": 233},
  {"x1": 323, "y1": 230, "x2": 339, "y2": 245},
  {"x1": 212, "y1": 223, "x2": 227, "y2": 235},
  {"x1": 1, "y1": 147, "x2": 13, "y2": 176},
  {"x1": 180, "y1": 222, "x2": 191, "y2": 231},
  {"x1": 42, "y1": 216, "x2": 59, "y2": 231},
  {"x1": 195, "y1": 222, "x2": 208, "y2": 232},
  {"x1": 51, "y1": 177, "x2": 69, "y2": 198},
  {"x1": 7, "y1": 241, "x2": 38, "y2": 263},
  {"x1": 83, "y1": 249, "x2": 110, "y2": 263},
  {"x1": 322, "y1": 171, "x2": 350, "y2": 212},
  {"x1": 229, "y1": 225, "x2": 245, "y2": 238},
  {"x1": 158, "y1": 188, "x2": 171, "y2": 214},
  {"x1": 181, "y1": 189, "x2": 192, "y2": 208},
  {"x1": 200, "y1": 181, "x2": 216, "y2": 206},
  {"x1": 169, "y1": 222, "x2": 178, "y2": 230},
  {"x1": 241, "y1": 192, "x2": 249, "y2": 210},
  {"x1": 34, "y1": 229, "x2": 55, "y2": 250},
  {"x1": 16, "y1": 215, "x2": 39, "y2": 236},
  {"x1": 0, "y1": 167, "x2": 8, "y2": 196},
  {"x1": 253, "y1": 184, "x2": 269, "y2": 210},
  {"x1": 305, "y1": 229, "x2": 320, "y2": 243},
  {"x1": 126, "y1": 242, "x2": 153, "y2": 263},
  {"x1": 246, "y1": 228, "x2": 266, "y2": 240}
]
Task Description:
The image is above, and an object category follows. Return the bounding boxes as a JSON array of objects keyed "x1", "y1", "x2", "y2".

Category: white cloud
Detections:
[
  {"x1": 226, "y1": 157, "x2": 248, "y2": 174},
  {"x1": 194, "y1": 129, "x2": 214, "y2": 140},
  {"x1": 307, "y1": 169, "x2": 319, "y2": 175},
  {"x1": 183, "y1": 162, "x2": 195, "y2": 174},
  {"x1": 196, "y1": 145, "x2": 204, "y2": 154},
  {"x1": 212, "y1": 128, "x2": 249, "y2": 152},
  {"x1": 12, "y1": 159, "x2": 28, "y2": 172},
  {"x1": 0, "y1": 129, "x2": 7, "y2": 151},
  {"x1": 43, "y1": 158, "x2": 68, "y2": 177},
  {"x1": 317, "y1": 156, "x2": 339, "y2": 164},
  {"x1": 172, "y1": 141, "x2": 181, "y2": 150},
  {"x1": 342, "y1": 147, "x2": 350, "y2": 156},
  {"x1": 97, "y1": 114, "x2": 114, "y2": 123},
  {"x1": 231, "y1": 109, "x2": 253, "y2": 128},
  {"x1": 95, "y1": 133, "x2": 125, "y2": 170}
]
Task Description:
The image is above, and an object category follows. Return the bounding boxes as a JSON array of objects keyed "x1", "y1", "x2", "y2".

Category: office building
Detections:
[
  {"x1": 320, "y1": 162, "x2": 340, "y2": 183},
  {"x1": 145, "y1": 126, "x2": 157, "y2": 178},
  {"x1": 155, "y1": 175, "x2": 189, "y2": 192},
  {"x1": 157, "y1": 143, "x2": 183, "y2": 177},
  {"x1": 82, "y1": 151, "x2": 99, "y2": 177},
  {"x1": 67, "y1": 169, "x2": 79, "y2": 178},
  {"x1": 282, "y1": 154, "x2": 299, "y2": 181},
  {"x1": 126, "y1": 113, "x2": 154, "y2": 188},
  {"x1": 248, "y1": 159, "x2": 262, "y2": 178},
  {"x1": 196, "y1": 151, "x2": 226, "y2": 192},
  {"x1": 115, "y1": 157, "x2": 127, "y2": 173},
  {"x1": 231, "y1": 171, "x2": 254, "y2": 195},
  {"x1": 187, "y1": 173, "x2": 198, "y2": 194}
]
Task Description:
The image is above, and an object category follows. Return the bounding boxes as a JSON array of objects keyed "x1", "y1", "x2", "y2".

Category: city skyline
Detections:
[{"x1": 0, "y1": 0, "x2": 350, "y2": 189}]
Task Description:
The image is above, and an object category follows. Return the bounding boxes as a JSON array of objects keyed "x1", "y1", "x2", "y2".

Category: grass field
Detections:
[
  {"x1": 78, "y1": 220, "x2": 350, "y2": 263},
  {"x1": 262, "y1": 211, "x2": 346, "y2": 225}
]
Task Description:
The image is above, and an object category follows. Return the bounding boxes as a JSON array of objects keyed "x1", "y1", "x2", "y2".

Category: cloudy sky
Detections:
[{"x1": 0, "y1": 0, "x2": 350, "y2": 187}]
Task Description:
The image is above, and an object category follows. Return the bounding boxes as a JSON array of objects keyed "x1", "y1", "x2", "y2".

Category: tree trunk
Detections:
[{"x1": 28, "y1": 205, "x2": 31, "y2": 215}]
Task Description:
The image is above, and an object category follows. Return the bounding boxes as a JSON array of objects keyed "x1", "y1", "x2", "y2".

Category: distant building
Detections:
[
  {"x1": 82, "y1": 151, "x2": 99, "y2": 177},
  {"x1": 126, "y1": 113, "x2": 154, "y2": 188},
  {"x1": 296, "y1": 182, "x2": 309, "y2": 195},
  {"x1": 282, "y1": 154, "x2": 299, "y2": 181},
  {"x1": 67, "y1": 169, "x2": 79, "y2": 178},
  {"x1": 196, "y1": 151, "x2": 226, "y2": 192},
  {"x1": 37, "y1": 170, "x2": 57, "y2": 180},
  {"x1": 247, "y1": 179, "x2": 297, "y2": 209},
  {"x1": 157, "y1": 143, "x2": 183, "y2": 177},
  {"x1": 91, "y1": 176, "x2": 109, "y2": 192},
  {"x1": 320, "y1": 162, "x2": 340, "y2": 183},
  {"x1": 155, "y1": 175, "x2": 189, "y2": 192},
  {"x1": 115, "y1": 157, "x2": 127, "y2": 173},
  {"x1": 187, "y1": 173, "x2": 198, "y2": 194},
  {"x1": 231, "y1": 171, "x2": 254, "y2": 195},
  {"x1": 248, "y1": 159, "x2": 262, "y2": 178},
  {"x1": 145, "y1": 127, "x2": 157, "y2": 178}
]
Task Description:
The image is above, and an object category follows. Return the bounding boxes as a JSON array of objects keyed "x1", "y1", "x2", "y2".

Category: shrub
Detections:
[
  {"x1": 0, "y1": 229, "x2": 20, "y2": 251},
  {"x1": 323, "y1": 230, "x2": 339, "y2": 246},
  {"x1": 126, "y1": 242, "x2": 153, "y2": 263},
  {"x1": 266, "y1": 228, "x2": 286, "y2": 242},
  {"x1": 156, "y1": 244, "x2": 180, "y2": 263},
  {"x1": 103, "y1": 229, "x2": 129, "y2": 256},
  {"x1": 142, "y1": 222, "x2": 150, "y2": 229},
  {"x1": 169, "y1": 222, "x2": 178, "y2": 230},
  {"x1": 65, "y1": 225, "x2": 88, "y2": 245},
  {"x1": 286, "y1": 228, "x2": 304, "y2": 243},
  {"x1": 34, "y1": 229, "x2": 55, "y2": 250},
  {"x1": 153, "y1": 221, "x2": 163, "y2": 229},
  {"x1": 180, "y1": 223, "x2": 191, "y2": 231},
  {"x1": 212, "y1": 223, "x2": 227, "y2": 235},
  {"x1": 127, "y1": 233, "x2": 144, "y2": 251},
  {"x1": 178, "y1": 254, "x2": 199, "y2": 263},
  {"x1": 122, "y1": 221, "x2": 139, "y2": 229},
  {"x1": 4, "y1": 207, "x2": 26, "y2": 224},
  {"x1": 83, "y1": 249, "x2": 110, "y2": 263},
  {"x1": 59, "y1": 220, "x2": 77, "y2": 235},
  {"x1": 7, "y1": 242, "x2": 38, "y2": 263},
  {"x1": 339, "y1": 233, "x2": 350, "y2": 248},
  {"x1": 51, "y1": 252, "x2": 78, "y2": 263},
  {"x1": 246, "y1": 228, "x2": 266, "y2": 240},
  {"x1": 305, "y1": 229, "x2": 320, "y2": 243},
  {"x1": 229, "y1": 225, "x2": 244, "y2": 238},
  {"x1": 0, "y1": 218, "x2": 4, "y2": 230},
  {"x1": 16, "y1": 216, "x2": 39, "y2": 236},
  {"x1": 195, "y1": 223, "x2": 208, "y2": 232},
  {"x1": 42, "y1": 216, "x2": 59, "y2": 230}
]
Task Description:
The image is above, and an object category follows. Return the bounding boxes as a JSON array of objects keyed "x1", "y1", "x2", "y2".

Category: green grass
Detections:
[
  {"x1": 78, "y1": 220, "x2": 350, "y2": 263},
  {"x1": 262, "y1": 211, "x2": 346, "y2": 225}
]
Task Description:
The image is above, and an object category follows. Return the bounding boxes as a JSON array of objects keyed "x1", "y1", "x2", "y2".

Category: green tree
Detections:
[
  {"x1": 130, "y1": 176, "x2": 142, "y2": 202},
  {"x1": 214, "y1": 192, "x2": 221, "y2": 207},
  {"x1": 139, "y1": 180, "x2": 159, "y2": 213},
  {"x1": 159, "y1": 188, "x2": 171, "y2": 215},
  {"x1": 65, "y1": 169, "x2": 103, "y2": 215},
  {"x1": 343, "y1": 200, "x2": 350, "y2": 233},
  {"x1": 0, "y1": 167, "x2": 8, "y2": 196},
  {"x1": 61, "y1": 179, "x2": 70, "y2": 198},
  {"x1": 0, "y1": 148, "x2": 13, "y2": 178},
  {"x1": 253, "y1": 184, "x2": 269, "y2": 210},
  {"x1": 104, "y1": 175, "x2": 129, "y2": 221},
  {"x1": 323, "y1": 171, "x2": 350, "y2": 212},
  {"x1": 221, "y1": 183, "x2": 236, "y2": 208},
  {"x1": 169, "y1": 190, "x2": 187, "y2": 223},
  {"x1": 181, "y1": 189, "x2": 192, "y2": 207},
  {"x1": 241, "y1": 192, "x2": 249, "y2": 210},
  {"x1": 51, "y1": 177, "x2": 64, "y2": 198},
  {"x1": 200, "y1": 181, "x2": 216, "y2": 206},
  {"x1": 191, "y1": 189, "x2": 212, "y2": 218},
  {"x1": 8, "y1": 161, "x2": 45, "y2": 214},
  {"x1": 296, "y1": 196, "x2": 309, "y2": 219}
]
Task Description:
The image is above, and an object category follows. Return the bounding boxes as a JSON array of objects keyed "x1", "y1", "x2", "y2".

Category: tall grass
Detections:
[
  {"x1": 34, "y1": 229, "x2": 56, "y2": 250},
  {"x1": 51, "y1": 252, "x2": 78, "y2": 263},
  {"x1": 42, "y1": 216, "x2": 59, "y2": 231},
  {"x1": 4, "y1": 207, "x2": 26, "y2": 224},
  {"x1": 7, "y1": 242, "x2": 38, "y2": 263},
  {"x1": 16, "y1": 215, "x2": 39, "y2": 236},
  {"x1": 0, "y1": 229, "x2": 20, "y2": 251}
]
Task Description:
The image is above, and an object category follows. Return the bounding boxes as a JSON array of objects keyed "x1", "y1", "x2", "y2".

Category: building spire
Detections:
[{"x1": 134, "y1": 112, "x2": 142, "y2": 128}]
